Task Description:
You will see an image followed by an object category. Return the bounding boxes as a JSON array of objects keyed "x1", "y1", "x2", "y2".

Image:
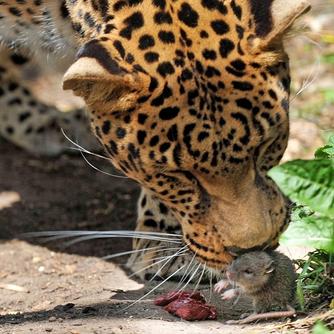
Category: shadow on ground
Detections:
[
  {"x1": 0, "y1": 139, "x2": 139, "y2": 261},
  {"x1": 1, "y1": 140, "x2": 330, "y2": 334}
]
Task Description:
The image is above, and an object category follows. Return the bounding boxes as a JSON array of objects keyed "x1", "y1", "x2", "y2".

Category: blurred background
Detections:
[{"x1": 284, "y1": 0, "x2": 334, "y2": 160}]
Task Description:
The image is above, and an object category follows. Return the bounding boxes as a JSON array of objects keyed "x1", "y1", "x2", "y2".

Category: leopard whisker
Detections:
[
  {"x1": 193, "y1": 263, "x2": 206, "y2": 293},
  {"x1": 179, "y1": 262, "x2": 202, "y2": 293},
  {"x1": 175, "y1": 252, "x2": 196, "y2": 290},
  {"x1": 208, "y1": 269, "x2": 214, "y2": 302},
  {"x1": 23, "y1": 231, "x2": 183, "y2": 247},
  {"x1": 136, "y1": 253, "x2": 188, "y2": 277},
  {"x1": 80, "y1": 151, "x2": 129, "y2": 179},
  {"x1": 291, "y1": 49, "x2": 321, "y2": 102},
  {"x1": 61, "y1": 129, "x2": 128, "y2": 179},
  {"x1": 61, "y1": 129, "x2": 115, "y2": 163},
  {"x1": 137, "y1": 253, "x2": 188, "y2": 266},
  {"x1": 128, "y1": 248, "x2": 187, "y2": 279},
  {"x1": 133, "y1": 247, "x2": 187, "y2": 265},
  {"x1": 128, "y1": 255, "x2": 175, "y2": 279},
  {"x1": 148, "y1": 245, "x2": 188, "y2": 281},
  {"x1": 24, "y1": 230, "x2": 182, "y2": 238},
  {"x1": 102, "y1": 245, "x2": 163, "y2": 260},
  {"x1": 68, "y1": 146, "x2": 107, "y2": 157},
  {"x1": 64, "y1": 235, "x2": 182, "y2": 247},
  {"x1": 37, "y1": 235, "x2": 181, "y2": 246},
  {"x1": 120, "y1": 264, "x2": 187, "y2": 312}
]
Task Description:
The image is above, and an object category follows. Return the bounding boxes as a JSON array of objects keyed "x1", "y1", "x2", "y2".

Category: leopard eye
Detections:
[{"x1": 244, "y1": 269, "x2": 253, "y2": 275}]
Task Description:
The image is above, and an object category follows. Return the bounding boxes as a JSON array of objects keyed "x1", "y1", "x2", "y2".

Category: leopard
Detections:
[{"x1": 0, "y1": 0, "x2": 311, "y2": 281}]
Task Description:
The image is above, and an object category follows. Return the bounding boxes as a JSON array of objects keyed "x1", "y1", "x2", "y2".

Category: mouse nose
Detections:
[{"x1": 226, "y1": 270, "x2": 237, "y2": 281}]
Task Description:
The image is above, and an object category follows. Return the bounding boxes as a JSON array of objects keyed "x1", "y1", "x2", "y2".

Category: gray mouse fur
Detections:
[{"x1": 225, "y1": 250, "x2": 297, "y2": 313}]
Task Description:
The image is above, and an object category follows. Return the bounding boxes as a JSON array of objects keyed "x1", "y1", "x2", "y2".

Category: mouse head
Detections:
[{"x1": 226, "y1": 251, "x2": 274, "y2": 290}]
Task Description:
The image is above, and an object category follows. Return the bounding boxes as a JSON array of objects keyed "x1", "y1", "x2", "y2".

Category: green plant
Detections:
[
  {"x1": 294, "y1": 250, "x2": 333, "y2": 310},
  {"x1": 312, "y1": 321, "x2": 332, "y2": 334},
  {"x1": 315, "y1": 136, "x2": 334, "y2": 160},
  {"x1": 321, "y1": 53, "x2": 334, "y2": 65},
  {"x1": 269, "y1": 136, "x2": 334, "y2": 311},
  {"x1": 322, "y1": 88, "x2": 334, "y2": 105},
  {"x1": 269, "y1": 136, "x2": 334, "y2": 252}
]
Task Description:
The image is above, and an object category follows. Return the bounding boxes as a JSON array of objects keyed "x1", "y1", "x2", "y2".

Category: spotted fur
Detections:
[{"x1": 0, "y1": 0, "x2": 310, "y2": 279}]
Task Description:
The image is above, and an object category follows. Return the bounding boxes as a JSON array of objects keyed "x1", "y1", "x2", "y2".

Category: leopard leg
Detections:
[
  {"x1": 0, "y1": 47, "x2": 98, "y2": 156},
  {"x1": 126, "y1": 188, "x2": 194, "y2": 281}
]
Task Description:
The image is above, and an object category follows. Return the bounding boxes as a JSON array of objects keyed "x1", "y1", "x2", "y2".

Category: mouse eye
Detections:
[{"x1": 244, "y1": 269, "x2": 253, "y2": 275}]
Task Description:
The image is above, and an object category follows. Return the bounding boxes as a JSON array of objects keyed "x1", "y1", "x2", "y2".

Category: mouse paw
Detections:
[
  {"x1": 214, "y1": 280, "x2": 230, "y2": 294},
  {"x1": 221, "y1": 288, "x2": 238, "y2": 300}
]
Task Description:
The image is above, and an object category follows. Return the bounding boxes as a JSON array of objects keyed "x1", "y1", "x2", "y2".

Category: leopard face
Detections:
[{"x1": 63, "y1": 0, "x2": 310, "y2": 269}]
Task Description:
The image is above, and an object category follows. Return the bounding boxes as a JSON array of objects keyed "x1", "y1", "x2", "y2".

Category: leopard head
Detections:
[{"x1": 63, "y1": 0, "x2": 310, "y2": 269}]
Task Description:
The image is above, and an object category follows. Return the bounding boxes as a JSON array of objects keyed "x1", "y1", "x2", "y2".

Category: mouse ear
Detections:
[{"x1": 265, "y1": 260, "x2": 275, "y2": 274}]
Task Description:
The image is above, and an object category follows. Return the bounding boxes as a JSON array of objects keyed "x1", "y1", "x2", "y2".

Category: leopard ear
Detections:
[
  {"x1": 248, "y1": 0, "x2": 311, "y2": 50},
  {"x1": 63, "y1": 40, "x2": 146, "y2": 106}
]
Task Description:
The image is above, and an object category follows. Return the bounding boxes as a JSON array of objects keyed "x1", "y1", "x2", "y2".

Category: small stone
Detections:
[
  {"x1": 73, "y1": 322, "x2": 83, "y2": 326},
  {"x1": 48, "y1": 316, "x2": 56, "y2": 322},
  {"x1": 45, "y1": 328, "x2": 52, "y2": 332},
  {"x1": 63, "y1": 303, "x2": 75, "y2": 311},
  {"x1": 54, "y1": 303, "x2": 75, "y2": 312},
  {"x1": 82, "y1": 306, "x2": 97, "y2": 314},
  {"x1": 32, "y1": 256, "x2": 41, "y2": 263}
]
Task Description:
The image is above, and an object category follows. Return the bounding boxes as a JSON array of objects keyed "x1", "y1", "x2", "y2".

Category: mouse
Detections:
[{"x1": 214, "y1": 250, "x2": 297, "y2": 324}]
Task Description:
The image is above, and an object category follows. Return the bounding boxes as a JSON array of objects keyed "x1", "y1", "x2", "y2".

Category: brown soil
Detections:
[
  {"x1": 1, "y1": 139, "x2": 332, "y2": 334},
  {"x1": 0, "y1": 140, "x2": 139, "y2": 257}
]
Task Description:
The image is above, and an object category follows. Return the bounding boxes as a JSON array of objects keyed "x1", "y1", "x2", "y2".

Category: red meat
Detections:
[
  {"x1": 154, "y1": 290, "x2": 204, "y2": 306},
  {"x1": 154, "y1": 290, "x2": 217, "y2": 321},
  {"x1": 164, "y1": 297, "x2": 195, "y2": 313},
  {"x1": 175, "y1": 302, "x2": 217, "y2": 321}
]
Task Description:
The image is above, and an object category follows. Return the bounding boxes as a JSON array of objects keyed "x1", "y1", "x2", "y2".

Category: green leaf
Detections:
[
  {"x1": 269, "y1": 159, "x2": 334, "y2": 217},
  {"x1": 271, "y1": 137, "x2": 334, "y2": 252},
  {"x1": 315, "y1": 146, "x2": 334, "y2": 160},
  {"x1": 280, "y1": 212, "x2": 334, "y2": 252},
  {"x1": 312, "y1": 321, "x2": 332, "y2": 334},
  {"x1": 322, "y1": 132, "x2": 334, "y2": 144},
  {"x1": 296, "y1": 279, "x2": 305, "y2": 311},
  {"x1": 322, "y1": 53, "x2": 334, "y2": 64},
  {"x1": 315, "y1": 136, "x2": 334, "y2": 160},
  {"x1": 322, "y1": 89, "x2": 334, "y2": 104}
]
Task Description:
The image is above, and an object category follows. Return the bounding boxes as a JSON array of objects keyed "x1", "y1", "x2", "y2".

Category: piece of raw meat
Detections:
[{"x1": 154, "y1": 291, "x2": 217, "y2": 321}]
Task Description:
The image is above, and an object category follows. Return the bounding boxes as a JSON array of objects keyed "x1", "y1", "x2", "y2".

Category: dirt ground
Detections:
[
  {"x1": 1, "y1": 139, "x2": 333, "y2": 334},
  {"x1": 1, "y1": 1, "x2": 334, "y2": 332}
]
